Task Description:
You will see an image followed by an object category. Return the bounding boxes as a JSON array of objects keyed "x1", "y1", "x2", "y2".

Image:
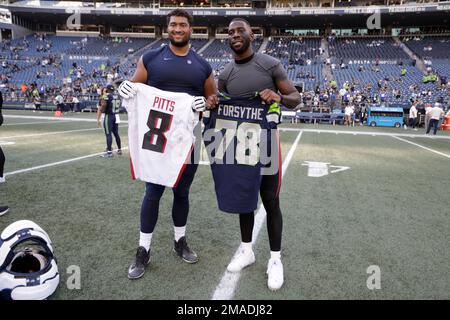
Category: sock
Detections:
[
  {"x1": 270, "y1": 251, "x2": 281, "y2": 260},
  {"x1": 139, "y1": 232, "x2": 152, "y2": 252},
  {"x1": 241, "y1": 242, "x2": 253, "y2": 253},
  {"x1": 174, "y1": 226, "x2": 186, "y2": 242}
]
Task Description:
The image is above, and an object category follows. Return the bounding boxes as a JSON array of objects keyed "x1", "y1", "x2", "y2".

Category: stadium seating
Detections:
[
  {"x1": 1, "y1": 33, "x2": 448, "y2": 112},
  {"x1": 329, "y1": 37, "x2": 410, "y2": 61},
  {"x1": 402, "y1": 36, "x2": 450, "y2": 59},
  {"x1": 264, "y1": 37, "x2": 323, "y2": 90}
]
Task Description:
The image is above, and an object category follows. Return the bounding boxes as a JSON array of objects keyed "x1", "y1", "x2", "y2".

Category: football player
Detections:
[
  {"x1": 97, "y1": 84, "x2": 122, "y2": 157},
  {"x1": 206, "y1": 18, "x2": 301, "y2": 291},
  {"x1": 119, "y1": 9, "x2": 216, "y2": 279}
]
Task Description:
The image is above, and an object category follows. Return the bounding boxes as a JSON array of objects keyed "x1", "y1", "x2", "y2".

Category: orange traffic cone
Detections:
[{"x1": 443, "y1": 116, "x2": 450, "y2": 131}]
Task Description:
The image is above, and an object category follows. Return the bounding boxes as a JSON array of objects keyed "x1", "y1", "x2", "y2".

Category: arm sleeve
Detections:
[
  {"x1": 218, "y1": 78, "x2": 226, "y2": 93},
  {"x1": 217, "y1": 64, "x2": 232, "y2": 94},
  {"x1": 271, "y1": 62, "x2": 289, "y2": 82}
]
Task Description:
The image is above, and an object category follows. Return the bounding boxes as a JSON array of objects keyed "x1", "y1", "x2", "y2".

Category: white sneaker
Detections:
[
  {"x1": 227, "y1": 249, "x2": 255, "y2": 273},
  {"x1": 267, "y1": 258, "x2": 284, "y2": 291},
  {"x1": 0, "y1": 176, "x2": 5, "y2": 183}
]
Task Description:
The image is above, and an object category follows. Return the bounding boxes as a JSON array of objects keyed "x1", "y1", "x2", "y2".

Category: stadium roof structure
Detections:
[{"x1": 1, "y1": 1, "x2": 449, "y2": 28}]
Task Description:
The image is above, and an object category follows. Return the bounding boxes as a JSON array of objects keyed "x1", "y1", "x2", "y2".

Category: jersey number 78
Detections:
[{"x1": 214, "y1": 119, "x2": 261, "y2": 166}]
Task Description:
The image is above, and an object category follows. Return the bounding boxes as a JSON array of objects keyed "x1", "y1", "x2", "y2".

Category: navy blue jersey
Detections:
[
  {"x1": 142, "y1": 45, "x2": 212, "y2": 96},
  {"x1": 103, "y1": 93, "x2": 121, "y2": 115},
  {"x1": 203, "y1": 95, "x2": 281, "y2": 213}
]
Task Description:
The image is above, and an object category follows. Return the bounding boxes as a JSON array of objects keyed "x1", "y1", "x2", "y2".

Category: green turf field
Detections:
[{"x1": 1, "y1": 110, "x2": 449, "y2": 300}]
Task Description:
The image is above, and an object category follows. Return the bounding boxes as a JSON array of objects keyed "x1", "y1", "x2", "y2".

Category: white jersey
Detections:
[
  {"x1": 123, "y1": 83, "x2": 197, "y2": 187},
  {"x1": 409, "y1": 105, "x2": 417, "y2": 118},
  {"x1": 427, "y1": 106, "x2": 444, "y2": 120}
]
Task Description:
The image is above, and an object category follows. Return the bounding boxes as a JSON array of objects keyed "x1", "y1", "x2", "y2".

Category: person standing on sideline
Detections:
[
  {"x1": 72, "y1": 96, "x2": 80, "y2": 112},
  {"x1": 426, "y1": 102, "x2": 445, "y2": 135},
  {"x1": 0, "y1": 90, "x2": 5, "y2": 184},
  {"x1": 424, "y1": 103, "x2": 432, "y2": 132},
  {"x1": 0, "y1": 90, "x2": 9, "y2": 215},
  {"x1": 408, "y1": 103, "x2": 418, "y2": 131},
  {"x1": 344, "y1": 104, "x2": 354, "y2": 126},
  {"x1": 54, "y1": 93, "x2": 64, "y2": 113},
  {"x1": 118, "y1": 9, "x2": 217, "y2": 279},
  {"x1": 97, "y1": 85, "x2": 122, "y2": 157},
  {"x1": 32, "y1": 87, "x2": 42, "y2": 113},
  {"x1": 207, "y1": 18, "x2": 300, "y2": 290}
]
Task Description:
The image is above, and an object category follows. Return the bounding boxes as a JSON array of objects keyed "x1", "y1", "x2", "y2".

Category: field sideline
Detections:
[{"x1": 0, "y1": 110, "x2": 449, "y2": 300}]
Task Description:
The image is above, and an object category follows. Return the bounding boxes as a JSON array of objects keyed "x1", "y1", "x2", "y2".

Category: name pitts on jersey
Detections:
[
  {"x1": 123, "y1": 84, "x2": 197, "y2": 188},
  {"x1": 152, "y1": 95, "x2": 176, "y2": 112}
]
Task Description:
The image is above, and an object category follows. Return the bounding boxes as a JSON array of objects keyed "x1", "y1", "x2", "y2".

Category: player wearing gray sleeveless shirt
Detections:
[
  {"x1": 218, "y1": 53, "x2": 288, "y2": 98},
  {"x1": 209, "y1": 18, "x2": 301, "y2": 291}
]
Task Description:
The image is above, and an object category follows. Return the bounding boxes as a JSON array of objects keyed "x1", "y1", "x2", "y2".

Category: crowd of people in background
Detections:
[
  {"x1": 0, "y1": 32, "x2": 449, "y2": 129},
  {"x1": 0, "y1": 33, "x2": 138, "y2": 110}
]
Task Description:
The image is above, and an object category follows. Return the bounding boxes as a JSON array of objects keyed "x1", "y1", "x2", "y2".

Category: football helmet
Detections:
[{"x1": 0, "y1": 220, "x2": 59, "y2": 300}]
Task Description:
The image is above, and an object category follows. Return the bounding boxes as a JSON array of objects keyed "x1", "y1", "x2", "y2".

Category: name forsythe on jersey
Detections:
[{"x1": 217, "y1": 103, "x2": 263, "y2": 121}]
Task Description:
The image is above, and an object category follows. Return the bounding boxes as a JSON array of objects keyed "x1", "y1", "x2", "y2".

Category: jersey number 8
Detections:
[{"x1": 142, "y1": 110, "x2": 173, "y2": 153}]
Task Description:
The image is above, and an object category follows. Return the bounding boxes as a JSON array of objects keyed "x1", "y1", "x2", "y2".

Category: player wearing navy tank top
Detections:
[
  {"x1": 142, "y1": 46, "x2": 211, "y2": 96},
  {"x1": 119, "y1": 9, "x2": 217, "y2": 280},
  {"x1": 206, "y1": 18, "x2": 300, "y2": 291}
]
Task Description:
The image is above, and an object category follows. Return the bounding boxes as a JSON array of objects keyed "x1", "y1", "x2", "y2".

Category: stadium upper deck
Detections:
[
  {"x1": 0, "y1": 0, "x2": 448, "y2": 110},
  {"x1": 1, "y1": 0, "x2": 450, "y2": 30}
]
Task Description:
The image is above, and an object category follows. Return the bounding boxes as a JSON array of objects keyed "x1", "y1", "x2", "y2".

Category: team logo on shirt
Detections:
[{"x1": 187, "y1": 60, "x2": 192, "y2": 64}]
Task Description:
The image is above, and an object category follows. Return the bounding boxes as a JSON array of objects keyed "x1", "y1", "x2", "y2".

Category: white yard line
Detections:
[
  {"x1": 3, "y1": 121, "x2": 67, "y2": 126},
  {"x1": 392, "y1": 136, "x2": 450, "y2": 159},
  {"x1": 4, "y1": 147, "x2": 128, "y2": 177},
  {"x1": 212, "y1": 131, "x2": 303, "y2": 300},
  {"x1": 0, "y1": 141, "x2": 15, "y2": 146},
  {"x1": 1, "y1": 127, "x2": 102, "y2": 140},
  {"x1": 4, "y1": 115, "x2": 98, "y2": 122},
  {"x1": 4, "y1": 114, "x2": 128, "y2": 124},
  {"x1": 279, "y1": 127, "x2": 450, "y2": 140}
]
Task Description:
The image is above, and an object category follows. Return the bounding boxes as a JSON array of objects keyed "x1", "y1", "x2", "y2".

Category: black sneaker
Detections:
[
  {"x1": 0, "y1": 206, "x2": 9, "y2": 216},
  {"x1": 173, "y1": 236, "x2": 198, "y2": 264},
  {"x1": 128, "y1": 246, "x2": 150, "y2": 279},
  {"x1": 117, "y1": 149, "x2": 123, "y2": 155}
]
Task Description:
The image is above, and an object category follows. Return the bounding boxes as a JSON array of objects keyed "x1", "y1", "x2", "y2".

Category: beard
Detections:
[
  {"x1": 229, "y1": 39, "x2": 251, "y2": 55},
  {"x1": 169, "y1": 35, "x2": 190, "y2": 48}
]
